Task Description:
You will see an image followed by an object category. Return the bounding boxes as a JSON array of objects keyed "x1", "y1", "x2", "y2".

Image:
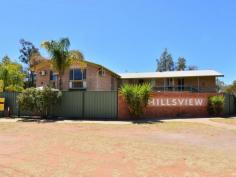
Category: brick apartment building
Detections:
[
  {"x1": 34, "y1": 58, "x2": 223, "y2": 92},
  {"x1": 34, "y1": 58, "x2": 120, "y2": 91}
]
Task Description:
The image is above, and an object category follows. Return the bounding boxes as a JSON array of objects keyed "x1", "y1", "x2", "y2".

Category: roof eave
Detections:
[{"x1": 121, "y1": 74, "x2": 224, "y2": 79}]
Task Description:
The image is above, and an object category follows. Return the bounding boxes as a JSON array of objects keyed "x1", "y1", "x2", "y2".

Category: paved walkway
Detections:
[{"x1": 0, "y1": 117, "x2": 236, "y2": 130}]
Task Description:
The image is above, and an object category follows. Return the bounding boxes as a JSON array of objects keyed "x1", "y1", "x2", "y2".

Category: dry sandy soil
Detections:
[
  {"x1": 0, "y1": 120, "x2": 236, "y2": 177},
  {"x1": 211, "y1": 118, "x2": 236, "y2": 125}
]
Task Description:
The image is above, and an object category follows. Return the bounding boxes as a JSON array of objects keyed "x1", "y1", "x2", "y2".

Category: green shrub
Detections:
[
  {"x1": 120, "y1": 83, "x2": 151, "y2": 117},
  {"x1": 5, "y1": 85, "x2": 24, "y2": 92},
  {"x1": 17, "y1": 87, "x2": 62, "y2": 118},
  {"x1": 208, "y1": 95, "x2": 224, "y2": 116}
]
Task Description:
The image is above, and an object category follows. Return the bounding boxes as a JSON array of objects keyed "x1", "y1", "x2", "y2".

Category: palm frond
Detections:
[
  {"x1": 69, "y1": 50, "x2": 84, "y2": 61},
  {"x1": 59, "y1": 38, "x2": 70, "y2": 51}
]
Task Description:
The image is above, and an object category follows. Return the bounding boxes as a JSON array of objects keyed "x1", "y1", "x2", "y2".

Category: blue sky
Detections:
[{"x1": 0, "y1": 0, "x2": 235, "y2": 84}]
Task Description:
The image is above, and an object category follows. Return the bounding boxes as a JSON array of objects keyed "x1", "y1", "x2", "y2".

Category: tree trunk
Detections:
[
  {"x1": 30, "y1": 71, "x2": 35, "y2": 87},
  {"x1": 59, "y1": 74, "x2": 62, "y2": 90}
]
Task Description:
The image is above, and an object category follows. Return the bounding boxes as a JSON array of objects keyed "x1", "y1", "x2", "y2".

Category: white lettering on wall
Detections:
[
  {"x1": 148, "y1": 98, "x2": 205, "y2": 107},
  {"x1": 195, "y1": 99, "x2": 203, "y2": 106}
]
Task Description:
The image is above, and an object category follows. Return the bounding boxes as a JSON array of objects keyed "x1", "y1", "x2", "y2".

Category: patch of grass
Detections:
[{"x1": 210, "y1": 118, "x2": 236, "y2": 125}]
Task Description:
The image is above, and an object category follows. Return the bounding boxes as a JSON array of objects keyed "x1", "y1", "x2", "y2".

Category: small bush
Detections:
[
  {"x1": 17, "y1": 87, "x2": 62, "y2": 118},
  {"x1": 120, "y1": 83, "x2": 151, "y2": 117},
  {"x1": 208, "y1": 95, "x2": 224, "y2": 116},
  {"x1": 5, "y1": 85, "x2": 24, "y2": 92}
]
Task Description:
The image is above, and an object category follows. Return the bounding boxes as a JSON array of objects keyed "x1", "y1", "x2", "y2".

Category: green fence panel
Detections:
[
  {"x1": 224, "y1": 93, "x2": 236, "y2": 115},
  {"x1": 0, "y1": 92, "x2": 19, "y2": 116},
  {"x1": 230, "y1": 95, "x2": 236, "y2": 114},
  {"x1": 224, "y1": 94, "x2": 230, "y2": 115},
  {"x1": 52, "y1": 91, "x2": 83, "y2": 118},
  {"x1": 0, "y1": 91, "x2": 118, "y2": 119},
  {"x1": 84, "y1": 91, "x2": 117, "y2": 120}
]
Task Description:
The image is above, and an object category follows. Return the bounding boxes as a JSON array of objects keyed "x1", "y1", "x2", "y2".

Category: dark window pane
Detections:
[
  {"x1": 50, "y1": 71, "x2": 53, "y2": 80},
  {"x1": 111, "y1": 77, "x2": 115, "y2": 90},
  {"x1": 53, "y1": 75, "x2": 57, "y2": 81},
  {"x1": 74, "y1": 69, "x2": 82, "y2": 80},
  {"x1": 83, "y1": 69, "x2": 86, "y2": 80},
  {"x1": 69, "y1": 70, "x2": 73, "y2": 80}
]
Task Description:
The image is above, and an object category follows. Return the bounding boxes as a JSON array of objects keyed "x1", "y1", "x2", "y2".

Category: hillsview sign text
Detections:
[{"x1": 148, "y1": 98, "x2": 206, "y2": 107}]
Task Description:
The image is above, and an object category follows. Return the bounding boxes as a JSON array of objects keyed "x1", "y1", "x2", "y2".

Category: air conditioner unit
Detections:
[
  {"x1": 69, "y1": 81, "x2": 73, "y2": 89},
  {"x1": 83, "y1": 81, "x2": 87, "y2": 88},
  {"x1": 40, "y1": 70, "x2": 46, "y2": 76},
  {"x1": 69, "y1": 81, "x2": 87, "y2": 89}
]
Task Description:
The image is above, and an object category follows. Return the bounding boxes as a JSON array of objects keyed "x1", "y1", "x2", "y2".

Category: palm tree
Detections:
[{"x1": 41, "y1": 38, "x2": 84, "y2": 90}]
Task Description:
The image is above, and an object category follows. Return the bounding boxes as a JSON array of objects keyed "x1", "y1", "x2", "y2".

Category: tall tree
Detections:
[
  {"x1": 224, "y1": 80, "x2": 236, "y2": 95},
  {"x1": 0, "y1": 56, "x2": 25, "y2": 91},
  {"x1": 216, "y1": 79, "x2": 226, "y2": 93},
  {"x1": 19, "y1": 39, "x2": 40, "y2": 87},
  {"x1": 156, "y1": 48, "x2": 174, "y2": 72},
  {"x1": 41, "y1": 38, "x2": 84, "y2": 90},
  {"x1": 176, "y1": 57, "x2": 186, "y2": 71}
]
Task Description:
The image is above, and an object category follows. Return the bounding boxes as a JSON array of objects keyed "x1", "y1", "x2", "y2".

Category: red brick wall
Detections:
[
  {"x1": 86, "y1": 64, "x2": 118, "y2": 91},
  {"x1": 118, "y1": 92, "x2": 220, "y2": 120},
  {"x1": 35, "y1": 67, "x2": 51, "y2": 87}
]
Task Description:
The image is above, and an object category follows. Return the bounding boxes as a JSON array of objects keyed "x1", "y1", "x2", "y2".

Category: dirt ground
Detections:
[
  {"x1": 210, "y1": 118, "x2": 236, "y2": 125},
  {"x1": 0, "y1": 120, "x2": 236, "y2": 177}
]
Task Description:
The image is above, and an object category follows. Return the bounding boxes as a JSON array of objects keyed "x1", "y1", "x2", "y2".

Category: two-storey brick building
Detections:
[
  {"x1": 34, "y1": 57, "x2": 223, "y2": 92},
  {"x1": 34, "y1": 58, "x2": 120, "y2": 91}
]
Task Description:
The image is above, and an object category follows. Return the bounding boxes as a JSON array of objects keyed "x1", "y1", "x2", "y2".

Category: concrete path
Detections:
[{"x1": 0, "y1": 117, "x2": 236, "y2": 130}]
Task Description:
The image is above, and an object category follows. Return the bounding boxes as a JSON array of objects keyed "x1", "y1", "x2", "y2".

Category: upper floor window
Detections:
[
  {"x1": 39, "y1": 70, "x2": 47, "y2": 76},
  {"x1": 165, "y1": 78, "x2": 173, "y2": 87},
  {"x1": 70, "y1": 69, "x2": 86, "y2": 80},
  {"x1": 50, "y1": 71, "x2": 57, "y2": 81},
  {"x1": 98, "y1": 68, "x2": 105, "y2": 77},
  {"x1": 111, "y1": 77, "x2": 115, "y2": 90},
  {"x1": 177, "y1": 78, "x2": 184, "y2": 91}
]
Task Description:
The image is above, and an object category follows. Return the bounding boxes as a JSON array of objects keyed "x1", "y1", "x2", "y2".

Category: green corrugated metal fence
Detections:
[
  {"x1": 52, "y1": 91, "x2": 84, "y2": 118},
  {"x1": 224, "y1": 93, "x2": 236, "y2": 115},
  {"x1": 0, "y1": 92, "x2": 19, "y2": 116},
  {"x1": 0, "y1": 91, "x2": 117, "y2": 120},
  {"x1": 84, "y1": 91, "x2": 117, "y2": 119}
]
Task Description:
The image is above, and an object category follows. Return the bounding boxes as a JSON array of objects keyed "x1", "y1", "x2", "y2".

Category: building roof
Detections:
[
  {"x1": 33, "y1": 58, "x2": 120, "y2": 78},
  {"x1": 85, "y1": 60, "x2": 120, "y2": 78},
  {"x1": 119, "y1": 70, "x2": 224, "y2": 79}
]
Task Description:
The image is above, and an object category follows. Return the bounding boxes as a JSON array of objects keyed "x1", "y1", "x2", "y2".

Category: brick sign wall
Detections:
[{"x1": 118, "y1": 92, "x2": 219, "y2": 120}]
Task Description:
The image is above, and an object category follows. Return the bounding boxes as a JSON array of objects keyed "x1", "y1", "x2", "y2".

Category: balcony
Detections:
[
  {"x1": 152, "y1": 86, "x2": 216, "y2": 93},
  {"x1": 69, "y1": 80, "x2": 87, "y2": 90}
]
